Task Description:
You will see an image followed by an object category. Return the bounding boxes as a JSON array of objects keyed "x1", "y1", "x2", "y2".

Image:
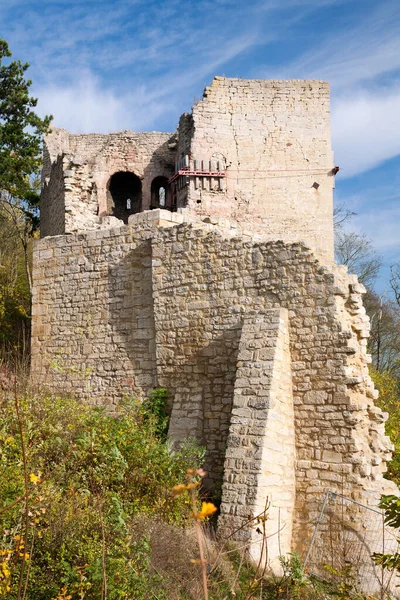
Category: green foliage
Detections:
[
  {"x1": 0, "y1": 206, "x2": 32, "y2": 356},
  {"x1": 369, "y1": 371, "x2": 400, "y2": 585},
  {"x1": 378, "y1": 494, "x2": 400, "y2": 529},
  {"x1": 1, "y1": 386, "x2": 389, "y2": 599},
  {"x1": 372, "y1": 495, "x2": 400, "y2": 578},
  {"x1": 365, "y1": 292, "x2": 400, "y2": 377},
  {"x1": 372, "y1": 549, "x2": 400, "y2": 573},
  {"x1": 0, "y1": 38, "x2": 51, "y2": 362},
  {"x1": 0, "y1": 38, "x2": 51, "y2": 205},
  {"x1": 371, "y1": 367, "x2": 400, "y2": 485},
  {"x1": 279, "y1": 552, "x2": 305, "y2": 585},
  {"x1": 322, "y1": 565, "x2": 371, "y2": 600},
  {"x1": 263, "y1": 553, "x2": 327, "y2": 600},
  {"x1": 141, "y1": 387, "x2": 169, "y2": 441},
  {"x1": 0, "y1": 392, "x2": 204, "y2": 598}
]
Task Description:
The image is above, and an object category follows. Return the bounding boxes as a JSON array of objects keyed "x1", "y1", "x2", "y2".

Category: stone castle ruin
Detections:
[{"x1": 32, "y1": 77, "x2": 397, "y2": 573}]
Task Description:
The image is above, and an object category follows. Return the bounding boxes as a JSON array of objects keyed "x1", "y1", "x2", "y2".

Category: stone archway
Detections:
[
  {"x1": 108, "y1": 171, "x2": 142, "y2": 223},
  {"x1": 151, "y1": 176, "x2": 171, "y2": 210}
]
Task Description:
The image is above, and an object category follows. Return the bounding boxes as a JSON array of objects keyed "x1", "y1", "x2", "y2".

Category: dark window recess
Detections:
[
  {"x1": 151, "y1": 176, "x2": 171, "y2": 210},
  {"x1": 108, "y1": 172, "x2": 142, "y2": 223}
]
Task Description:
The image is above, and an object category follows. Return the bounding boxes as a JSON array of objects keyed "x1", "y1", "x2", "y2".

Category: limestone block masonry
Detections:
[
  {"x1": 33, "y1": 77, "x2": 397, "y2": 574},
  {"x1": 41, "y1": 77, "x2": 334, "y2": 262}
]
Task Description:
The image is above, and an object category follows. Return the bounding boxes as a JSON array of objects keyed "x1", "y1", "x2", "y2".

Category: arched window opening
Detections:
[
  {"x1": 108, "y1": 171, "x2": 142, "y2": 223},
  {"x1": 151, "y1": 176, "x2": 171, "y2": 210}
]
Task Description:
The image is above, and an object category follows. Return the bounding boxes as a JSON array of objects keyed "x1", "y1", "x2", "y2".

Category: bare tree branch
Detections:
[
  {"x1": 334, "y1": 203, "x2": 356, "y2": 228},
  {"x1": 390, "y1": 265, "x2": 400, "y2": 307},
  {"x1": 335, "y1": 229, "x2": 382, "y2": 288}
]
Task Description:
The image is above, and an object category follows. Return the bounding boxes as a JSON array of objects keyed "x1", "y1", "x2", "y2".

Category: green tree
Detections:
[
  {"x1": 0, "y1": 205, "x2": 32, "y2": 359},
  {"x1": 390, "y1": 263, "x2": 400, "y2": 308},
  {"x1": 365, "y1": 292, "x2": 400, "y2": 376},
  {"x1": 0, "y1": 39, "x2": 51, "y2": 359},
  {"x1": 0, "y1": 38, "x2": 51, "y2": 205},
  {"x1": 0, "y1": 38, "x2": 51, "y2": 289}
]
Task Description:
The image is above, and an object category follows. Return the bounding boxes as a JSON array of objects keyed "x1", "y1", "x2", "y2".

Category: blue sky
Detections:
[{"x1": 2, "y1": 0, "x2": 400, "y2": 292}]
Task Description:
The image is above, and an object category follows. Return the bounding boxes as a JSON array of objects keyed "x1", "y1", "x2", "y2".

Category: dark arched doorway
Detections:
[
  {"x1": 151, "y1": 176, "x2": 170, "y2": 210},
  {"x1": 108, "y1": 171, "x2": 142, "y2": 223}
]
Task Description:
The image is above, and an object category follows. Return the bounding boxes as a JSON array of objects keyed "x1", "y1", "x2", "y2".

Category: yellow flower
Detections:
[
  {"x1": 186, "y1": 482, "x2": 200, "y2": 491},
  {"x1": 193, "y1": 502, "x2": 217, "y2": 520},
  {"x1": 172, "y1": 481, "x2": 200, "y2": 497},
  {"x1": 29, "y1": 472, "x2": 41, "y2": 485},
  {"x1": 171, "y1": 484, "x2": 188, "y2": 497}
]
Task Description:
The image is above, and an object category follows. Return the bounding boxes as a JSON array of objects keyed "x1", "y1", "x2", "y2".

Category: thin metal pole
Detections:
[
  {"x1": 329, "y1": 492, "x2": 383, "y2": 515},
  {"x1": 304, "y1": 489, "x2": 331, "y2": 568}
]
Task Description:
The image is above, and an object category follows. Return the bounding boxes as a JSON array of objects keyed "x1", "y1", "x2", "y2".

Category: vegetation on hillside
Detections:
[
  {"x1": 2, "y1": 379, "x2": 394, "y2": 600},
  {"x1": 0, "y1": 384, "x2": 208, "y2": 598}
]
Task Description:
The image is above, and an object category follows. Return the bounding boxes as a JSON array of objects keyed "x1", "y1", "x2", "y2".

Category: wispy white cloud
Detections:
[
  {"x1": 35, "y1": 73, "x2": 169, "y2": 133},
  {"x1": 335, "y1": 174, "x2": 400, "y2": 257},
  {"x1": 2, "y1": 0, "x2": 345, "y2": 134},
  {"x1": 351, "y1": 204, "x2": 400, "y2": 255},
  {"x1": 334, "y1": 182, "x2": 400, "y2": 295},
  {"x1": 332, "y1": 84, "x2": 400, "y2": 178},
  {"x1": 275, "y1": 0, "x2": 400, "y2": 89},
  {"x1": 257, "y1": 0, "x2": 400, "y2": 178},
  {"x1": 4, "y1": 0, "x2": 400, "y2": 185}
]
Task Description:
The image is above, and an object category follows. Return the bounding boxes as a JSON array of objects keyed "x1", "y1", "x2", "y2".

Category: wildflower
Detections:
[
  {"x1": 171, "y1": 484, "x2": 188, "y2": 497},
  {"x1": 186, "y1": 482, "x2": 200, "y2": 491},
  {"x1": 192, "y1": 502, "x2": 217, "y2": 520},
  {"x1": 172, "y1": 481, "x2": 200, "y2": 497},
  {"x1": 19, "y1": 553, "x2": 30, "y2": 560},
  {"x1": 29, "y1": 472, "x2": 41, "y2": 485},
  {"x1": 187, "y1": 468, "x2": 207, "y2": 477}
]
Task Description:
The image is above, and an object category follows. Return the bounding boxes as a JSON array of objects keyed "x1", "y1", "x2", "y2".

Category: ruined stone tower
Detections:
[
  {"x1": 40, "y1": 78, "x2": 334, "y2": 261},
  {"x1": 32, "y1": 77, "x2": 397, "y2": 578}
]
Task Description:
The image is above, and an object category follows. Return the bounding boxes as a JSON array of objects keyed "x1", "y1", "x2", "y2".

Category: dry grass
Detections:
[{"x1": 130, "y1": 516, "x2": 241, "y2": 599}]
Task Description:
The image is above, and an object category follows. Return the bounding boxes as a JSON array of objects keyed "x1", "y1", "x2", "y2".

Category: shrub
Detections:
[
  {"x1": 371, "y1": 367, "x2": 400, "y2": 485},
  {"x1": 0, "y1": 390, "x2": 204, "y2": 598}
]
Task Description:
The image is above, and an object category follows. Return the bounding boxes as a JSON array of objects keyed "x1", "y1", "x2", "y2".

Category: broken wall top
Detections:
[{"x1": 41, "y1": 76, "x2": 335, "y2": 262}]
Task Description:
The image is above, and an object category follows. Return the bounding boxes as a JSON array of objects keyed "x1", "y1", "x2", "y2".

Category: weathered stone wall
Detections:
[
  {"x1": 218, "y1": 308, "x2": 296, "y2": 569},
  {"x1": 34, "y1": 75, "x2": 393, "y2": 572},
  {"x1": 41, "y1": 77, "x2": 335, "y2": 264},
  {"x1": 31, "y1": 221, "x2": 159, "y2": 405},
  {"x1": 31, "y1": 212, "x2": 395, "y2": 563},
  {"x1": 178, "y1": 77, "x2": 335, "y2": 262},
  {"x1": 40, "y1": 129, "x2": 177, "y2": 236}
]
